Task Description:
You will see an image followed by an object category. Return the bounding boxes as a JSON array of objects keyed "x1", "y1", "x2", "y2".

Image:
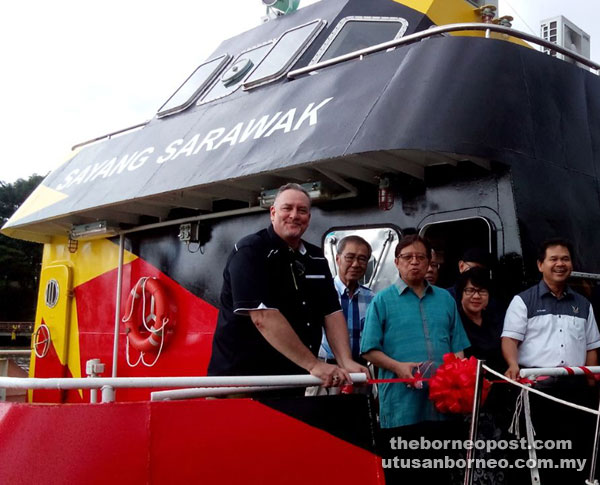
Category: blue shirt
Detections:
[
  {"x1": 320, "y1": 276, "x2": 375, "y2": 361},
  {"x1": 360, "y1": 279, "x2": 470, "y2": 428}
]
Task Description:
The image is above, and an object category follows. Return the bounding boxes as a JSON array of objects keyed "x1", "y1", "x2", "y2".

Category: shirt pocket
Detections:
[
  {"x1": 432, "y1": 333, "x2": 451, "y2": 355},
  {"x1": 425, "y1": 323, "x2": 451, "y2": 356},
  {"x1": 567, "y1": 316, "x2": 585, "y2": 341}
]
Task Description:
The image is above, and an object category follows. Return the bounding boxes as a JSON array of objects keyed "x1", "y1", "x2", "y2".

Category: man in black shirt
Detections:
[{"x1": 208, "y1": 183, "x2": 368, "y2": 387}]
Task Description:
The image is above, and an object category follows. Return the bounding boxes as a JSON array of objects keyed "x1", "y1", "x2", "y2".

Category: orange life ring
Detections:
[{"x1": 122, "y1": 277, "x2": 173, "y2": 353}]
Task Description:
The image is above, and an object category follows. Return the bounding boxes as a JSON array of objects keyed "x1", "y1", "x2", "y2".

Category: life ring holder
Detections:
[
  {"x1": 33, "y1": 323, "x2": 51, "y2": 358},
  {"x1": 122, "y1": 277, "x2": 173, "y2": 367}
]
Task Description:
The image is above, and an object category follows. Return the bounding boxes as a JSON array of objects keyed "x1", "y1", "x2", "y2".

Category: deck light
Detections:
[
  {"x1": 70, "y1": 221, "x2": 119, "y2": 240},
  {"x1": 259, "y1": 181, "x2": 326, "y2": 208},
  {"x1": 378, "y1": 177, "x2": 394, "y2": 211}
]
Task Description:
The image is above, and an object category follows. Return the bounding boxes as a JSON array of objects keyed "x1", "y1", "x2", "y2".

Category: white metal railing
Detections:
[
  {"x1": 484, "y1": 364, "x2": 600, "y2": 485},
  {"x1": 520, "y1": 366, "x2": 600, "y2": 379},
  {"x1": 0, "y1": 373, "x2": 368, "y2": 403},
  {"x1": 71, "y1": 120, "x2": 149, "y2": 150},
  {"x1": 151, "y1": 385, "x2": 300, "y2": 400},
  {"x1": 571, "y1": 271, "x2": 600, "y2": 281},
  {"x1": 0, "y1": 349, "x2": 31, "y2": 357},
  {"x1": 288, "y1": 22, "x2": 600, "y2": 79}
]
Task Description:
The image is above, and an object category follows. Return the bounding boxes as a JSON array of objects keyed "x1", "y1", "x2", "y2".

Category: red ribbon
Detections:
[
  {"x1": 363, "y1": 354, "x2": 491, "y2": 414},
  {"x1": 358, "y1": 361, "x2": 600, "y2": 406},
  {"x1": 428, "y1": 354, "x2": 492, "y2": 413},
  {"x1": 366, "y1": 377, "x2": 426, "y2": 385}
]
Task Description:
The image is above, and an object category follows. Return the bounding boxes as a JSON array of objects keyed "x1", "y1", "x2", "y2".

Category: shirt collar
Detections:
[
  {"x1": 538, "y1": 279, "x2": 571, "y2": 299},
  {"x1": 395, "y1": 277, "x2": 432, "y2": 295},
  {"x1": 267, "y1": 224, "x2": 306, "y2": 255},
  {"x1": 334, "y1": 275, "x2": 361, "y2": 296}
]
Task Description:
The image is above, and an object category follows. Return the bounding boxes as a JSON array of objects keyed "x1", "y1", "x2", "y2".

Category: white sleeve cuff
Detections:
[
  {"x1": 234, "y1": 303, "x2": 278, "y2": 315},
  {"x1": 501, "y1": 330, "x2": 524, "y2": 341}
]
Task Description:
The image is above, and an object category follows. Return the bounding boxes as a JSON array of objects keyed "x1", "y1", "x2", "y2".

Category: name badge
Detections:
[{"x1": 305, "y1": 274, "x2": 326, "y2": 279}]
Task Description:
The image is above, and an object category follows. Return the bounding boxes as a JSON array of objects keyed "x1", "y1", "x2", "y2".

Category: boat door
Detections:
[
  {"x1": 30, "y1": 263, "x2": 73, "y2": 402},
  {"x1": 323, "y1": 225, "x2": 402, "y2": 293},
  {"x1": 419, "y1": 215, "x2": 495, "y2": 288}
]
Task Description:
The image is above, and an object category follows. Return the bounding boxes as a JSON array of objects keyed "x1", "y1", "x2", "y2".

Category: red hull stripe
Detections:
[{"x1": 0, "y1": 399, "x2": 385, "y2": 484}]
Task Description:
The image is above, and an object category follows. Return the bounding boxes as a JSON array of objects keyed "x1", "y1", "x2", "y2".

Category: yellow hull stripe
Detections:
[{"x1": 30, "y1": 237, "x2": 138, "y2": 399}]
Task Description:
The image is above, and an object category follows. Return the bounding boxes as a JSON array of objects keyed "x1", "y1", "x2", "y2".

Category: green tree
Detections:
[{"x1": 0, "y1": 174, "x2": 44, "y2": 321}]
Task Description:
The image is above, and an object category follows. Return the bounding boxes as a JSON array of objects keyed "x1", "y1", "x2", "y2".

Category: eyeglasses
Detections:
[
  {"x1": 398, "y1": 253, "x2": 428, "y2": 262},
  {"x1": 428, "y1": 262, "x2": 440, "y2": 270},
  {"x1": 342, "y1": 254, "x2": 369, "y2": 265},
  {"x1": 463, "y1": 287, "x2": 489, "y2": 297}
]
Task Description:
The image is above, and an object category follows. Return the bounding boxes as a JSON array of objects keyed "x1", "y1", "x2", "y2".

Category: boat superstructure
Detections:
[{"x1": 1, "y1": 0, "x2": 600, "y2": 482}]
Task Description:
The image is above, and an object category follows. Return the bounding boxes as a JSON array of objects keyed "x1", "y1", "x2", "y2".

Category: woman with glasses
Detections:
[
  {"x1": 456, "y1": 267, "x2": 505, "y2": 372},
  {"x1": 455, "y1": 267, "x2": 510, "y2": 485}
]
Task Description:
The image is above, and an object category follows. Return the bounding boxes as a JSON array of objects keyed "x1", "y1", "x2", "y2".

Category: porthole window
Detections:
[
  {"x1": 310, "y1": 16, "x2": 409, "y2": 65},
  {"x1": 45, "y1": 279, "x2": 60, "y2": 308}
]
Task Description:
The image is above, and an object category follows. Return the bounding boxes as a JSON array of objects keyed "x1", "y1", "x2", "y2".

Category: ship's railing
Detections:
[
  {"x1": 520, "y1": 367, "x2": 600, "y2": 378},
  {"x1": 466, "y1": 361, "x2": 600, "y2": 485},
  {"x1": 4, "y1": 365, "x2": 600, "y2": 402},
  {"x1": 571, "y1": 271, "x2": 600, "y2": 281},
  {"x1": 69, "y1": 23, "x2": 598, "y2": 152},
  {"x1": 0, "y1": 349, "x2": 30, "y2": 357},
  {"x1": 71, "y1": 120, "x2": 149, "y2": 151},
  {"x1": 288, "y1": 22, "x2": 600, "y2": 79},
  {"x1": 481, "y1": 363, "x2": 600, "y2": 485},
  {"x1": 0, "y1": 321, "x2": 33, "y2": 337},
  {"x1": 0, "y1": 372, "x2": 368, "y2": 403}
]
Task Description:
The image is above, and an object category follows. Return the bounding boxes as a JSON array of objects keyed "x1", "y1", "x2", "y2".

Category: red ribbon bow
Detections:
[{"x1": 428, "y1": 353, "x2": 491, "y2": 414}]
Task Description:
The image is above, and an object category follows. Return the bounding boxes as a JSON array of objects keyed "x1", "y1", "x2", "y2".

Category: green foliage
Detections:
[{"x1": 0, "y1": 174, "x2": 44, "y2": 321}]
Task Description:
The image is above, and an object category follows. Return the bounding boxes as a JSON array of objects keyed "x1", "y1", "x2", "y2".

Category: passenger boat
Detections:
[{"x1": 2, "y1": 0, "x2": 600, "y2": 483}]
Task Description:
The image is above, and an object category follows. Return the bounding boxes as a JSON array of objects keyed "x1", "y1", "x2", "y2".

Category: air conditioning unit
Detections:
[{"x1": 540, "y1": 16, "x2": 591, "y2": 68}]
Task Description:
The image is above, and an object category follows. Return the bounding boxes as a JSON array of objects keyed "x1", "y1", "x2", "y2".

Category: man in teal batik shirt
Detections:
[{"x1": 361, "y1": 234, "x2": 469, "y2": 481}]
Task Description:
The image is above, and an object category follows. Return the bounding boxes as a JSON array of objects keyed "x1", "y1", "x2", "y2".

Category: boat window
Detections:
[
  {"x1": 44, "y1": 279, "x2": 60, "y2": 308},
  {"x1": 419, "y1": 217, "x2": 494, "y2": 288},
  {"x1": 157, "y1": 55, "x2": 230, "y2": 117},
  {"x1": 310, "y1": 16, "x2": 409, "y2": 65},
  {"x1": 198, "y1": 42, "x2": 273, "y2": 105},
  {"x1": 323, "y1": 226, "x2": 401, "y2": 294},
  {"x1": 244, "y1": 19, "x2": 326, "y2": 90}
]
